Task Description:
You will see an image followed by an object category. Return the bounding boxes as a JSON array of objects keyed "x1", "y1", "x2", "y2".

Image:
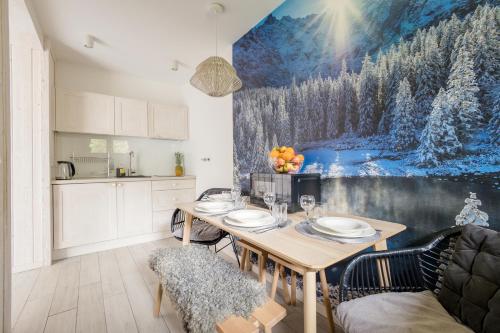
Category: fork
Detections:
[{"x1": 252, "y1": 220, "x2": 288, "y2": 234}]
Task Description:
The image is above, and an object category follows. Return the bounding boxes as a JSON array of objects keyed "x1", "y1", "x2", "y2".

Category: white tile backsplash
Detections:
[{"x1": 55, "y1": 132, "x2": 186, "y2": 178}]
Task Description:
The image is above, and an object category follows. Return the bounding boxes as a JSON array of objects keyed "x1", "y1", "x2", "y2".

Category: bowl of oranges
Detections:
[{"x1": 268, "y1": 146, "x2": 304, "y2": 174}]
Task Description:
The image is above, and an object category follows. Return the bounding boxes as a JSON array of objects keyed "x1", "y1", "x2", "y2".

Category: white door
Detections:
[
  {"x1": 116, "y1": 181, "x2": 152, "y2": 237},
  {"x1": 148, "y1": 103, "x2": 189, "y2": 140},
  {"x1": 114, "y1": 97, "x2": 148, "y2": 137},
  {"x1": 53, "y1": 183, "x2": 117, "y2": 249},
  {"x1": 55, "y1": 90, "x2": 115, "y2": 135}
]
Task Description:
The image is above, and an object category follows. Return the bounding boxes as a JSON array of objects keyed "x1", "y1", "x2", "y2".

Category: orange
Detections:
[
  {"x1": 282, "y1": 151, "x2": 294, "y2": 162},
  {"x1": 296, "y1": 154, "x2": 304, "y2": 161},
  {"x1": 269, "y1": 150, "x2": 280, "y2": 158}
]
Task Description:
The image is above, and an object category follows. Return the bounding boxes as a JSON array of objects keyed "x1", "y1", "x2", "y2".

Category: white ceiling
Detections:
[{"x1": 29, "y1": 0, "x2": 283, "y2": 84}]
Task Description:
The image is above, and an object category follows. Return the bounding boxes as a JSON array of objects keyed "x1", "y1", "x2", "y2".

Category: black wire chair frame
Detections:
[
  {"x1": 170, "y1": 188, "x2": 240, "y2": 266},
  {"x1": 339, "y1": 226, "x2": 464, "y2": 303}
]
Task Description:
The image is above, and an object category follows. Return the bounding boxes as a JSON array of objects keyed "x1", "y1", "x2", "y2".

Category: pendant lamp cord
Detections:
[{"x1": 215, "y1": 10, "x2": 218, "y2": 57}]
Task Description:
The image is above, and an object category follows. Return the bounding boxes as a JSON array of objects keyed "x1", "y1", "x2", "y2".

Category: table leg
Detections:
[
  {"x1": 373, "y1": 240, "x2": 390, "y2": 288},
  {"x1": 258, "y1": 252, "x2": 268, "y2": 284},
  {"x1": 182, "y1": 213, "x2": 193, "y2": 246},
  {"x1": 319, "y1": 270, "x2": 335, "y2": 333},
  {"x1": 290, "y1": 271, "x2": 297, "y2": 305},
  {"x1": 303, "y1": 270, "x2": 317, "y2": 333}
]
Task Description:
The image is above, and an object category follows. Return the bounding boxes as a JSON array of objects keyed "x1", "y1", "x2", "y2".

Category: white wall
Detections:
[
  {"x1": 54, "y1": 50, "x2": 234, "y2": 195},
  {"x1": 9, "y1": 0, "x2": 50, "y2": 272},
  {"x1": 55, "y1": 61, "x2": 184, "y2": 105}
]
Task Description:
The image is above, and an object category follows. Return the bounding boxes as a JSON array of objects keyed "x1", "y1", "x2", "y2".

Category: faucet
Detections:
[{"x1": 129, "y1": 151, "x2": 135, "y2": 176}]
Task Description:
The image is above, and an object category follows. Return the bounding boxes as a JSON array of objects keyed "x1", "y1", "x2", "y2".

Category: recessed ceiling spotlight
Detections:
[
  {"x1": 84, "y1": 35, "x2": 94, "y2": 48},
  {"x1": 171, "y1": 60, "x2": 179, "y2": 71}
]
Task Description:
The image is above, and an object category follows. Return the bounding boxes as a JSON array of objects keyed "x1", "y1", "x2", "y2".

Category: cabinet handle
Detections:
[
  {"x1": 111, "y1": 183, "x2": 116, "y2": 187},
  {"x1": 117, "y1": 183, "x2": 123, "y2": 187}
]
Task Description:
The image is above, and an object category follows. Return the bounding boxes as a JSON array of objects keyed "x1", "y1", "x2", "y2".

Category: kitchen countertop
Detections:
[{"x1": 52, "y1": 175, "x2": 195, "y2": 185}]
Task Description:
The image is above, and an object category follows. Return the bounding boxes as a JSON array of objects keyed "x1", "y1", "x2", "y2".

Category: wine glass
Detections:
[
  {"x1": 300, "y1": 195, "x2": 316, "y2": 222},
  {"x1": 263, "y1": 192, "x2": 276, "y2": 212},
  {"x1": 231, "y1": 186, "x2": 241, "y2": 205}
]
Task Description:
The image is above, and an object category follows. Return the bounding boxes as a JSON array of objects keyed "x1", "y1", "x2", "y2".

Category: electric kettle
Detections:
[{"x1": 56, "y1": 161, "x2": 76, "y2": 180}]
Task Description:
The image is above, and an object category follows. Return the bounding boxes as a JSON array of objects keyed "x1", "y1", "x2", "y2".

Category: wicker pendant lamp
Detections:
[{"x1": 190, "y1": 3, "x2": 242, "y2": 97}]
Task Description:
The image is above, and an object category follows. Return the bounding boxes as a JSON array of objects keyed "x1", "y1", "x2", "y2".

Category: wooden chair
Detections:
[{"x1": 238, "y1": 239, "x2": 335, "y2": 333}]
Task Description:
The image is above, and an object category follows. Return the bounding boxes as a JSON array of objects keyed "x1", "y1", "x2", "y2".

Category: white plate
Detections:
[
  {"x1": 208, "y1": 193, "x2": 232, "y2": 202},
  {"x1": 224, "y1": 216, "x2": 275, "y2": 228},
  {"x1": 311, "y1": 223, "x2": 376, "y2": 238},
  {"x1": 316, "y1": 217, "x2": 372, "y2": 234},
  {"x1": 195, "y1": 201, "x2": 233, "y2": 213},
  {"x1": 227, "y1": 209, "x2": 271, "y2": 222}
]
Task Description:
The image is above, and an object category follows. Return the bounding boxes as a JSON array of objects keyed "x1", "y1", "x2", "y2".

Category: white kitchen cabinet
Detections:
[
  {"x1": 53, "y1": 183, "x2": 117, "y2": 249},
  {"x1": 114, "y1": 97, "x2": 148, "y2": 137},
  {"x1": 153, "y1": 210, "x2": 174, "y2": 233},
  {"x1": 148, "y1": 103, "x2": 189, "y2": 140},
  {"x1": 152, "y1": 188, "x2": 195, "y2": 211},
  {"x1": 55, "y1": 90, "x2": 115, "y2": 135},
  {"x1": 116, "y1": 181, "x2": 152, "y2": 237}
]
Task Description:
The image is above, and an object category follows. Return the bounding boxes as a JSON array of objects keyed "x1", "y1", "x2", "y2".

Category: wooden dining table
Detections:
[{"x1": 176, "y1": 202, "x2": 406, "y2": 333}]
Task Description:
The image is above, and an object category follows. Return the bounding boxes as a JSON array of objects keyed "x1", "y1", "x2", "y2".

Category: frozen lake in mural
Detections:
[{"x1": 300, "y1": 133, "x2": 500, "y2": 181}]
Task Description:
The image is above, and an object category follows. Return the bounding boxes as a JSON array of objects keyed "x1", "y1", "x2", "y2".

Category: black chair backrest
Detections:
[
  {"x1": 170, "y1": 188, "x2": 231, "y2": 232},
  {"x1": 438, "y1": 224, "x2": 500, "y2": 333}
]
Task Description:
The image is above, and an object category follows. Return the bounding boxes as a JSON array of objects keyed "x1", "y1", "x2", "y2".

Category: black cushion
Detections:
[{"x1": 438, "y1": 224, "x2": 500, "y2": 333}]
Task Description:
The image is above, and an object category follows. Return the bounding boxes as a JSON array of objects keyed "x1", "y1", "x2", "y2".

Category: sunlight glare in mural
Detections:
[{"x1": 321, "y1": 0, "x2": 361, "y2": 50}]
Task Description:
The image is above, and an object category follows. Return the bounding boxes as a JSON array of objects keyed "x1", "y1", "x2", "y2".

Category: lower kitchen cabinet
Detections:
[
  {"x1": 53, "y1": 182, "x2": 118, "y2": 249},
  {"x1": 117, "y1": 181, "x2": 153, "y2": 237},
  {"x1": 52, "y1": 177, "x2": 195, "y2": 256}
]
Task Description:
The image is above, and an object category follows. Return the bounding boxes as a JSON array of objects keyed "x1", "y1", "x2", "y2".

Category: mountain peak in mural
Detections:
[{"x1": 234, "y1": 0, "x2": 493, "y2": 89}]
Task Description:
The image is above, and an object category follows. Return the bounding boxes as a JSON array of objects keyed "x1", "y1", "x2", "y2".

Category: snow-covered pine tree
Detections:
[
  {"x1": 276, "y1": 93, "x2": 291, "y2": 145},
  {"x1": 326, "y1": 80, "x2": 340, "y2": 139},
  {"x1": 487, "y1": 85, "x2": 500, "y2": 145},
  {"x1": 469, "y1": 5, "x2": 499, "y2": 116},
  {"x1": 417, "y1": 88, "x2": 462, "y2": 166},
  {"x1": 415, "y1": 34, "x2": 445, "y2": 130},
  {"x1": 288, "y1": 78, "x2": 300, "y2": 145},
  {"x1": 446, "y1": 46, "x2": 481, "y2": 140},
  {"x1": 344, "y1": 71, "x2": 358, "y2": 134},
  {"x1": 391, "y1": 78, "x2": 417, "y2": 151},
  {"x1": 380, "y1": 49, "x2": 402, "y2": 133},
  {"x1": 376, "y1": 52, "x2": 389, "y2": 131},
  {"x1": 357, "y1": 54, "x2": 378, "y2": 136},
  {"x1": 455, "y1": 192, "x2": 489, "y2": 227},
  {"x1": 439, "y1": 14, "x2": 462, "y2": 74}
]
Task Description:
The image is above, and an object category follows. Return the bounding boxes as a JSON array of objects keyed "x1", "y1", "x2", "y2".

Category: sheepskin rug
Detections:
[{"x1": 149, "y1": 245, "x2": 267, "y2": 333}]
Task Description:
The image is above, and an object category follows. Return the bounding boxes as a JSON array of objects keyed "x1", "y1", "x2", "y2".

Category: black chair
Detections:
[
  {"x1": 339, "y1": 226, "x2": 463, "y2": 302},
  {"x1": 170, "y1": 188, "x2": 240, "y2": 266}
]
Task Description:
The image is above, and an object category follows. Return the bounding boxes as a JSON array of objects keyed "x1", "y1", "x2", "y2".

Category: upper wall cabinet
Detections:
[
  {"x1": 56, "y1": 90, "x2": 115, "y2": 135},
  {"x1": 148, "y1": 103, "x2": 189, "y2": 140},
  {"x1": 114, "y1": 97, "x2": 148, "y2": 137},
  {"x1": 55, "y1": 90, "x2": 189, "y2": 140}
]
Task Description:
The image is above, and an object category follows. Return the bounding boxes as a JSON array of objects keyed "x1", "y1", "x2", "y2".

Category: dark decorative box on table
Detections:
[{"x1": 250, "y1": 173, "x2": 321, "y2": 213}]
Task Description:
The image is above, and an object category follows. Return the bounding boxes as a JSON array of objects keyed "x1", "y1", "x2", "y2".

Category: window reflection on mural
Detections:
[{"x1": 233, "y1": 0, "x2": 499, "y2": 245}]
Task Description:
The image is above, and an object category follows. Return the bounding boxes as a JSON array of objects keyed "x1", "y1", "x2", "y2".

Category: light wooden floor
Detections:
[{"x1": 12, "y1": 237, "x2": 331, "y2": 333}]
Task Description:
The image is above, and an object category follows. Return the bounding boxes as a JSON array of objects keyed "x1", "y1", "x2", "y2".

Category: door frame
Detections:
[{"x1": 0, "y1": 0, "x2": 11, "y2": 330}]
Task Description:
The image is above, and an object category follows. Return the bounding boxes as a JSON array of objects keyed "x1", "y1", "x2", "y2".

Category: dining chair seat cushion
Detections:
[
  {"x1": 336, "y1": 290, "x2": 473, "y2": 333},
  {"x1": 173, "y1": 220, "x2": 225, "y2": 242},
  {"x1": 438, "y1": 224, "x2": 500, "y2": 333},
  {"x1": 149, "y1": 245, "x2": 267, "y2": 333}
]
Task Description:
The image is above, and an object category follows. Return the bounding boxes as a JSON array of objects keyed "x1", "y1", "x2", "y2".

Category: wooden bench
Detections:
[
  {"x1": 154, "y1": 281, "x2": 286, "y2": 333},
  {"x1": 151, "y1": 246, "x2": 286, "y2": 333}
]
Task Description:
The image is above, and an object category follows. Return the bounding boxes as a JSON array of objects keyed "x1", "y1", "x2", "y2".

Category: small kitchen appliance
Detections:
[{"x1": 56, "y1": 161, "x2": 76, "y2": 180}]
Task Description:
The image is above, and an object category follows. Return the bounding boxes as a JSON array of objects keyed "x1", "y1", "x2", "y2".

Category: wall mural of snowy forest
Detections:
[{"x1": 233, "y1": 0, "x2": 500, "y2": 248}]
